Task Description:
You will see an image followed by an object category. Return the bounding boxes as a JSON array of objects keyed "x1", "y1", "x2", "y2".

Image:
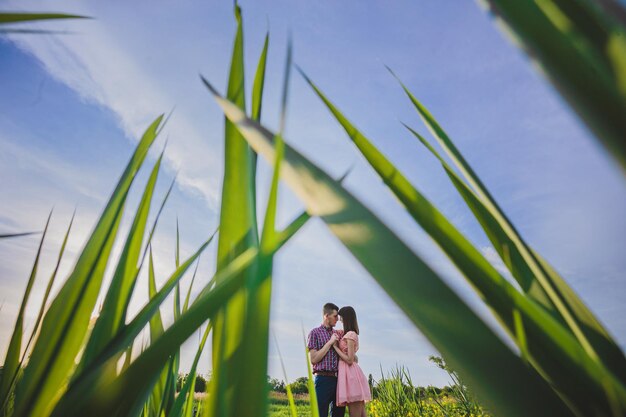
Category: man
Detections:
[{"x1": 307, "y1": 302, "x2": 346, "y2": 417}]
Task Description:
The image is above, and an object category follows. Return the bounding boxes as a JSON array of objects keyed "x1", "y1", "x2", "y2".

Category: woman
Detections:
[{"x1": 333, "y1": 306, "x2": 371, "y2": 417}]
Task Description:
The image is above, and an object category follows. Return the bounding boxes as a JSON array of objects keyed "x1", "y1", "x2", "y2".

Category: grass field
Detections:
[
  {"x1": 268, "y1": 392, "x2": 312, "y2": 417},
  {"x1": 266, "y1": 392, "x2": 488, "y2": 417}
]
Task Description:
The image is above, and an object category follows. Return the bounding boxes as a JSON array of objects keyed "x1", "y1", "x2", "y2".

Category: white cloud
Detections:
[{"x1": 8, "y1": 14, "x2": 223, "y2": 210}]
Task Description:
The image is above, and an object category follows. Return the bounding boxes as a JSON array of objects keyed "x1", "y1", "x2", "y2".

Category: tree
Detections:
[{"x1": 289, "y1": 377, "x2": 309, "y2": 395}]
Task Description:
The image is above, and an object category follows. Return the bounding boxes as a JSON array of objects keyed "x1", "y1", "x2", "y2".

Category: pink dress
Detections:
[{"x1": 336, "y1": 331, "x2": 372, "y2": 406}]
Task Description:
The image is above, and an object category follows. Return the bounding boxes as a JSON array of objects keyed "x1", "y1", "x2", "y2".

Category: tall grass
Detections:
[
  {"x1": 369, "y1": 360, "x2": 488, "y2": 417},
  {"x1": 2, "y1": 1, "x2": 625, "y2": 417},
  {"x1": 0, "y1": 4, "x2": 309, "y2": 417}
]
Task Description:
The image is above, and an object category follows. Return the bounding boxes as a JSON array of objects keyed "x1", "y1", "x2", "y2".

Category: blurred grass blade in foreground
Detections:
[
  {"x1": 477, "y1": 0, "x2": 626, "y2": 173},
  {"x1": 208, "y1": 4, "x2": 260, "y2": 416},
  {"x1": 389, "y1": 69, "x2": 626, "y2": 387}
]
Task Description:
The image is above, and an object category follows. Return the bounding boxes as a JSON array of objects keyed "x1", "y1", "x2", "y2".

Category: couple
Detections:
[{"x1": 307, "y1": 303, "x2": 371, "y2": 417}]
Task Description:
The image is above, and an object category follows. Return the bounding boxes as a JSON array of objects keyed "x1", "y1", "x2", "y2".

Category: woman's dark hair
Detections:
[{"x1": 338, "y1": 306, "x2": 359, "y2": 335}]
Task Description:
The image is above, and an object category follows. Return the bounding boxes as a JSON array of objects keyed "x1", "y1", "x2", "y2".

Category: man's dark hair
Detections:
[
  {"x1": 323, "y1": 302, "x2": 339, "y2": 316},
  {"x1": 338, "y1": 306, "x2": 359, "y2": 335}
]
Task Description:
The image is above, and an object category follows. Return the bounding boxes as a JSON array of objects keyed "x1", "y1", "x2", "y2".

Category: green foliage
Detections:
[
  {"x1": 369, "y1": 362, "x2": 489, "y2": 417},
  {"x1": 177, "y1": 373, "x2": 208, "y2": 393},
  {"x1": 268, "y1": 377, "x2": 287, "y2": 394},
  {"x1": 288, "y1": 377, "x2": 310, "y2": 395},
  {"x1": 428, "y1": 356, "x2": 486, "y2": 417}
]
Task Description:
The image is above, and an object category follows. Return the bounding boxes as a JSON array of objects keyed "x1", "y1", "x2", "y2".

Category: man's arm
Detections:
[{"x1": 309, "y1": 334, "x2": 337, "y2": 364}]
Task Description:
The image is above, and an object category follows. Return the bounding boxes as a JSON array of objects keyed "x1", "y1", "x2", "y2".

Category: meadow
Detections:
[
  {"x1": 1, "y1": 1, "x2": 626, "y2": 417},
  {"x1": 265, "y1": 358, "x2": 490, "y2": 417},
  {"x1": 177, "y1": 357, "x2": 489, "y2": 417}
]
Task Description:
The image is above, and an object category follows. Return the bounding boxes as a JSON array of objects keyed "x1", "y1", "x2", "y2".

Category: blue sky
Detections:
[{"x1": 1, "y1": 0, "x2": 625, "y2": 387}]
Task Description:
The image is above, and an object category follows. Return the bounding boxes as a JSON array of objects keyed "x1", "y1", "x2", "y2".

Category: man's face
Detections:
[{"x1": 325, "y1": 310, "x2": 339, "y2": 327}]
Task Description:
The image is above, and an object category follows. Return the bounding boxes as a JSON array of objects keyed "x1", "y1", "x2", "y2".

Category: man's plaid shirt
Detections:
[{"x1": 307, "y1": 324, "x2": 343, "y2": 373}]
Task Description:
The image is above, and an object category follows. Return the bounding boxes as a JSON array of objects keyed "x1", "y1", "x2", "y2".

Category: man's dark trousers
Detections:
[{"x1": 314, "y1": 375, "x2": 346, "y2": 417}]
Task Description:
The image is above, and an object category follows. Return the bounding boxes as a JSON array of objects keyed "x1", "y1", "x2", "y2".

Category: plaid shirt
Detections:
[{"x1": 307, "y1": 324, "x2": 343, "y2": 373}]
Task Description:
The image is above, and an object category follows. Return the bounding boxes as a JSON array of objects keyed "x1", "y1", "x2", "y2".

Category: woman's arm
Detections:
[{"x1": 333, "y1": 340, "x2": 356, "y2": 365}]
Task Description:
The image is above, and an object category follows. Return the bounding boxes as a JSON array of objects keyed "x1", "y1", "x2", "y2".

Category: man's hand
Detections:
[{"x1": 310, "y1": 334, "x2": 339, "y2": 364}]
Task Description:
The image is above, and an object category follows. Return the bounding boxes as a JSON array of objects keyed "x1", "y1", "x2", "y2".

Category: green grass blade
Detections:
[
  {"x1": 171, "y1": 323, "x2": 212, "y2": 417},
  {"x1": 272, "y1": 167, "x2": 352, "y2": 252},
  {"x1": 392, "y1": 69, "x2": 618, "y2": 365},
  {"x1": 148, "y1": 247, "x2": 165, "y2": 340},
  {"x1": 157, "y1": 359, "x2": 177, "y2": 417},
  {"x1": 301, "y1": 73, "x2": 626, "y2": 415},
  {"x1": 402, "y1": 121, "x2": 626, "y2": 386},
  {"x1": 478, "y1": 0, "x2": 626, "y2": 173},
  {"x1": 12, "y1": 115, "x2": 163, "y2": 417},
  {"x1": 80, "y1": 152, "x2": 164, "y2": 372},
  {"x1": 0, "y1": 211, "x2": 52, "y2": 409},
  {"x1": 175, "y1": 218, "x2": 181, "y2": 322},
  {"x1": 274, "y1": 211, "x2": 310, "y2": 251},
  {"x1": 148, "y1": 248, "x2": 167, "y2": 417},
  {"x1": 138, "y1": 175, "x2": 177, "y2": 272},
  {"x1": 183, "y1": 258, "x2": 201, "y2": 314},
  {"x1": 401, "y1": 123, "x2": 553, "y2": 307},
  {"x1": 89, "y1": 233, "x2": 213, "y2": 369},
  {"x1": 121, "y1": 344, "x2": 133, "y2": 372},
  {"x1": 21, "y1": 212, "x2": 74, "y2": 361},
  {"x1": 49, "y1": 247, "x2": 258, "y2": 417},
  {"x1": 182, "y1": 328, "x2": 211, "y2": 417},
  {"x1": 22, "y1": 206, "x2": 124, "y2": 417},
  {"x1": 0, "y1": 13, "x2": 88, "y2": 24},
  {"x1": 251, "y1": 32, "x2": 269, "y2": 122},
  {"x1": 176, "y1": 217, "x2": 181, "y2": 268},
  {"x1": 260, "y1": 46, "x2": 289, "y2": 298},
  {"x1": 233, "y1": 40, "x2": 291, "y2": 417},
  {"x1": 250, "y1": 31, "x2": 269, "y2": 200},
  {"x1": 399, "y1": 105, "x2": 555, "y2": 307},
  {"x1": 169, "y1": 220, "x2": 182, "y2": 414},
  {"x1": 209, "y1": 5, "x2": 260, "y2": 416},
  {"x1": 302, "y1": 327, "x2": 320, "y2": 417},
  {"x1": 203, "y1": 83, "x2": 577, "y2": 417},
  {"x1": 0, "y1": 212, "x2": 76, "y2": 413},
  {"x1": 272, "y1": 333, "x2": 299, "y2": 417}
]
